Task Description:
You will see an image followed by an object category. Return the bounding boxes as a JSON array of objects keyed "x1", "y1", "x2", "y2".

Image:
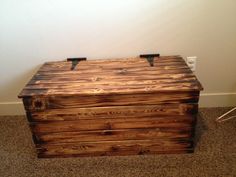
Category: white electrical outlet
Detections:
[{"x1": 186, "y1": 56, "x2": 197, "y2": 71}]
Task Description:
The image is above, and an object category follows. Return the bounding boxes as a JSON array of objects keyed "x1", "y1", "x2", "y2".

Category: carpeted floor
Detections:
[{"x1": 0, "y1": 108, "x2": 236, "y2": 177}]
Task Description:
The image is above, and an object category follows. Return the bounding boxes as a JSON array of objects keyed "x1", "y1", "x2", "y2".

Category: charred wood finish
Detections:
[
  {"x1": 34, "y1": 128, "x2": 193, "y2": 144},
  {"x1": 22, "y1": 92, "x2": 199, "y2": 111},
  {"x1": 31, "y1": 115, "x2": 195, "y2": 134},
  {"x1": 37, "y1": 139, "x2": 194, "y2": 158},
  {"x1": 18, "y1": 56, "x2": 203, "y2": 98},
  {"x1": 27, "y1": 103, "x2": 198, "y2": 122},
  {"x1": 18, "y1": 56, "x2": 203, "y2": 158}
]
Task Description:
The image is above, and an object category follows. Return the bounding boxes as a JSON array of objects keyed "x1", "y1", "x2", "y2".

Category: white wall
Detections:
[{"x1": 0, "y1": 0, "x2": 236, "y2": 115}]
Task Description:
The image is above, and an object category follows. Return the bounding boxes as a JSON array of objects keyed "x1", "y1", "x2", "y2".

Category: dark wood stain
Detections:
[
  {"x1": 31, "y1": 115, "x2": 195, "y2": 134},
  {"x1": 36, "y1": 139, "x2": 194, "y2": 158},
  {"x1": 18, "y1": 55, "x2": 203, "y2": 158},
  {"x1": 18, "y1": 56, "x2": 203, "y2": 98},
  {"x1": 27, "y1": 103, "x2": 198, "y2": 122}
]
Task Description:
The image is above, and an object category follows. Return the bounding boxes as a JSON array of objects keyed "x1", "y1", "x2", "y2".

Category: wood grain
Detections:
[
  {"x1": 27, "y1": 103, "x2": 198, "y2": 122},
  {"x1": 18, "y1": 55, "x2": 203, "y2": 157},
  {"x1": 31, "y1": 116, "x2": 195, "y2": 134},
  {"x1": 36, "y1": 139, "x2": 194, "y2": 158},
  {"x1": 18, "y1": 56, "x2": 203, "y2": 98},
  {"x1": 23, "y1": 91, "x2": 199, "y2": 111},
  {"x1": 33, "y1": 128, "x2": 193, "y2": 144}
]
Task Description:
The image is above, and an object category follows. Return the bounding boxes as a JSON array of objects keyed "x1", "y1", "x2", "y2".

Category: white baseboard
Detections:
[
  {"x1": 0, "y1": 93, "x2": 235, "y2": 115},
  {"x1": 199, "y1": 92, "x2": 236, "y2": 108},
  {"x1": 0, "y1": 102, "x2": 25, "y2": 116}
]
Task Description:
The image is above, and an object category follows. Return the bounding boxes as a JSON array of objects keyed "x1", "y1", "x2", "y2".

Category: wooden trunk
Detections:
[{"x1": 18, "y1": 55, "x2": 203, "y2": 158}]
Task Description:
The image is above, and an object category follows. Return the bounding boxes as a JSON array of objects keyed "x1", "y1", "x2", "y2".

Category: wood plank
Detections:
[
  {"x1": 31, "y1": 116, "x2": 195, "y2": 134},
  {"x1": 36, "y1": 139, "x2": 193, "y2": 158},
  {"x1": 37, "y1": 64, "x2": 190, "y2": 74},
  {"x1": 33, "y1": 68, "x2": 193, "y2": 79},
  {"x1": 23, "y1": 91, "x2": 199, "y2": 111},
  {"x1": 39, "y1": 56, "x2": 185, "y2": 71},
  {"x1": 20, "y1": 81, "x2": 201, "y2": 97},
  {"x1": 27, "y1": 103, "x2": 198, "y2": 122},
  {"x1": 38, "y1": 60, "x2": 188, "y2": 72},
  {"x1": 33, "y1": 128, "x2": 193, "y2": 144},
  {"x1": 28, "y1": 72, "x2": 196, "y2": 85},
  {"x1": 25, "y1": 78, "x2": 198, "y2": 90},
  {"x1": 28, "y1": 73, "x2": 196, "y2": 85}
]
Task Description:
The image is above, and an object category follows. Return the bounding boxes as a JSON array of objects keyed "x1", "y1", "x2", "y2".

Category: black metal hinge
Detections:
[
  {"x1": 67, "y1": 57, "x2": 87, "y2": 70},
  {"x1": 140, "y1": 53, "x2": 160, "y2": 67}
]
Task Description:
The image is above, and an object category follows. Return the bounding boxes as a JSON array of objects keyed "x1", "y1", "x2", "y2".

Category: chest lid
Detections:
[{"x1": 18, "y1": 55, "x2": 203, "y2": 98}]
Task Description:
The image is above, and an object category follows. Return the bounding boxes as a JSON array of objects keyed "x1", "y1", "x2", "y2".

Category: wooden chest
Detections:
[{"x1": 18, "y1": 55, "x2": 203, "y2": 158}]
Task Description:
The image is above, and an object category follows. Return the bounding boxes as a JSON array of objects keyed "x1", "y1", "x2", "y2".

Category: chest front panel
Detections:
[{"x1": 19, "y1": 56, "x2": 203, "y2": 158}]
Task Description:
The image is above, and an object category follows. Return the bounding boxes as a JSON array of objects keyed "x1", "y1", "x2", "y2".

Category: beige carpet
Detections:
[{"x1": 0, "y1": 108, "x2": 236, "y2": 177}]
